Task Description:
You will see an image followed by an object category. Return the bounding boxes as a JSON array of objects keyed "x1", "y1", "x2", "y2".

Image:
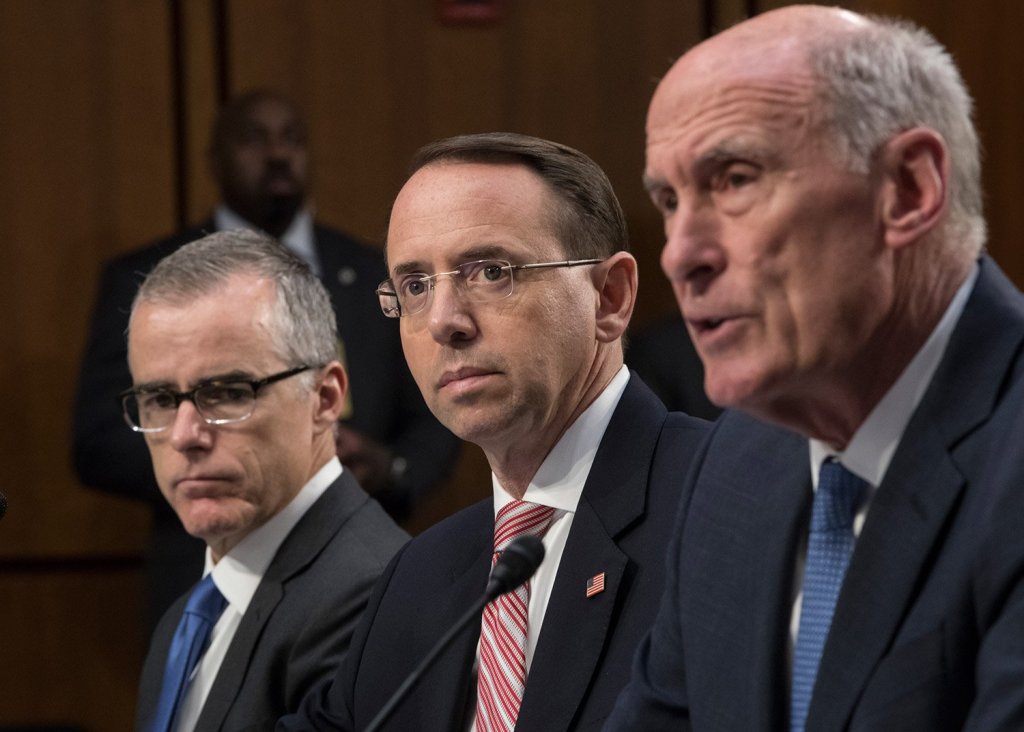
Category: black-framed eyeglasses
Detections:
[
  {"x1": 120, "y1": 365, "x2": 313, "y2": 433},
  {"x1": 376, "y1": 258, "x2": 604, "y2": 318}
]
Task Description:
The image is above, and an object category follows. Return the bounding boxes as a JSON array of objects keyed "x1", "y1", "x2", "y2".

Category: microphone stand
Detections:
[
  {"x1": 363, "y1": 535, "x2": 545, "y2": 732},
  {"x1": 363, "y1": 593, "x2": 490, "y2": 732}
]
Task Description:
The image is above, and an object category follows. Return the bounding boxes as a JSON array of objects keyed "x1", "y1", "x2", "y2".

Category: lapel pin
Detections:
[{"x1": 586, "y1": 572, "x2": 606, "y2": 598}]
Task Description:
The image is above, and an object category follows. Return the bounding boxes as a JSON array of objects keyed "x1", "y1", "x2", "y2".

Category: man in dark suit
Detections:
[
  {"x1": 130, "y1": 230, "x2": 408, "y2": 730},
  {"x1": 281, "y1": 133, "x2": 708, "y2": 731},
  {"x1": 72, "y1": 89, "x2": 458, "y2": 631},
  {"x1": 608, "y1": 6, "x2": 1024, "y2": 730}
]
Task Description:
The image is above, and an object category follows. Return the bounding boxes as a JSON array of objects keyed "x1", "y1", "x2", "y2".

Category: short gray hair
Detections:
[
  {"x1": 808, "y1": 15, "x2": 985, "y2": 256},
  {"x1": 132, "y1": 229, "x2": 338, "y2": 373}
]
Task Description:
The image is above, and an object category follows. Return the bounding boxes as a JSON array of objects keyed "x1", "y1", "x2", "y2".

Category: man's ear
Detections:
[
  {"x1": 593, "y1": 251, "x2": 638, "y2": 343},
  {"x1": 879, "y1": 127, "x2": 949, "y2": 249},
  {"x1": 312, "y1": 361, "x2": 348, "y2": 432}
]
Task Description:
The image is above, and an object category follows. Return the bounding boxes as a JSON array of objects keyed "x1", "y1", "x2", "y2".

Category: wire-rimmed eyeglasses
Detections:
[
  {"x1": 120, "y1": 365, "x2": 313, "y2": 433},
  {"x1": 376, "y1": 258, "x2": 603, "y2": 318}
]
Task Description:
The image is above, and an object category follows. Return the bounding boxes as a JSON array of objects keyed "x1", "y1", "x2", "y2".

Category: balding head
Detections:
[{"x1": 645, "y1": 6, "x2": 983, "y2": 442}]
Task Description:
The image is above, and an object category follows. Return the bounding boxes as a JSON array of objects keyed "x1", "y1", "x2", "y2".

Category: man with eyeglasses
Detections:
[
  {"x1": 130, "y1": 229, "x2": 408, "y2": 731},
  {"x1": 73, "y1": 89, "x2": 458, "y2": 637},
  {"x1": 281, "y1": 132, "x2": 709, "y2": 731}
]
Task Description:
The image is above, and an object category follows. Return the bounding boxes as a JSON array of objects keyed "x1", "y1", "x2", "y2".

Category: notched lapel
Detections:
[
  {"x1": 681, "y1": 417, "x2": 808, "y2": 730},
  {"x1": 196, "y1": 582, "x2": 285, "y2": 729},
  {"x1": 810, "y1": 416, "x2": 968, "y2": 728},
  {"x1": 516, "y1": 501, "x2": 628, "y2": 731},
  {"x1": 810, "y1": 258, "x2": 1024, "y2": 728}
]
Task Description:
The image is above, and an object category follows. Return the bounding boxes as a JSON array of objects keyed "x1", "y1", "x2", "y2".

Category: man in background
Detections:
[
  {"x1": 130, "y1": 230, "x2": 407, "y2": 729},
  {"x1": 73, "y1": 89, "x2": 458, "y2": 630},
  {"x1": 283, "y1": 132, "x2": 707, "y2": 730},
  {"x1": 609, "y1": 6, "x2": 1024, "y2": 729}
]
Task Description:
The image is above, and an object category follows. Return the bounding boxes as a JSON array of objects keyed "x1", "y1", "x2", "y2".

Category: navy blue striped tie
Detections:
[{"x1": 790, "y1": 459, "x2": 866, "y2": 731}]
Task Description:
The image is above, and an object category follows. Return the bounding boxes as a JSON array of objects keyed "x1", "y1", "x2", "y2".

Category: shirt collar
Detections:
[
  {"x1": 213, "y1": 205, "x2": 319, "y2": 276},
  {"x1": 492, "y1": 365, "x2": 630, "y2": 514},
  {"x1": 205, "y1": 457, "x2": 341, "y2": 613},
  {"x1": 809, "y1": 262, "x2": 979, "y2": 487}
]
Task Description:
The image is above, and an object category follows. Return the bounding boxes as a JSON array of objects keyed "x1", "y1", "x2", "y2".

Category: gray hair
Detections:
[
  {"x1": 809, "y1": 15, "x2": 985, "y2": 255},
  {"x1": 132, "y1": 229, "x2": 338, "y2": 375},
  {"x1": 400, "y1": 132, "x2": 628, "y2": 261}
]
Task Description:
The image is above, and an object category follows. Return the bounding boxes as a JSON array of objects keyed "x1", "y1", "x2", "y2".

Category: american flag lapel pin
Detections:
[{"x1": 586, "y1": 572, "x2": 606, "y2": 598}]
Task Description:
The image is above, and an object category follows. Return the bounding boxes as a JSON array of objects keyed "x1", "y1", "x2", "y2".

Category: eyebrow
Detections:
[
  {"x1": 390, "y1": 243, "x2": 517, "y2": 277},
  {"x1": 132, "y1": 370, "x2": 254, "y2": 393},
  {"x1": 642, "y1": 173, "x2": 666, "y2": 195}
]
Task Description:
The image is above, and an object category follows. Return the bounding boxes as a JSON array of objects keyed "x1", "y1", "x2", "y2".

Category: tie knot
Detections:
[
  {"x1": 493, "y1": 500, "x2": 556, "y2": 553},
  {"x1": 185, "y1": 574, "x2": 228, "y2": 625},
  {"x1": 813, "y1": 459, "x2": 867, "y2": 532}
]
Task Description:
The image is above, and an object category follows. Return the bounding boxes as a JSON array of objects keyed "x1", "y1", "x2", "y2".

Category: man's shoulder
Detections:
[
  {"x1": 313, "y1": 223, "x2": 385, "y2": 265},
  {"x1": 289, "y1": 477, "x2": 411, "y2": 580},
  {"x1": 380, "y1": 499, "x2": 492, "y2": 577}
]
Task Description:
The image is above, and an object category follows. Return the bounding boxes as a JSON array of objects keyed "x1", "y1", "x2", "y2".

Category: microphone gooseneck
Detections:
[{"x1": 364, "y1": 535, "x2": 546, "y2": 732}]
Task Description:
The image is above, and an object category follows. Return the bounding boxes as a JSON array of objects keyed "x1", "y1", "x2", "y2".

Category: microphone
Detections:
[
  {"x1": 364, "y1": 535, "x2": 546, "y2": 732},
  {"x1": 0, "y1": 491, "x2": 6, "y2": 521},
  {"x1": 485, "y1": 534, "x2": 545, "y2": 599}
]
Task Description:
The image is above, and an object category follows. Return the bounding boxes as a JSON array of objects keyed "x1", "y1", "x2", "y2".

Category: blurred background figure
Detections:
[{"x1": 72, "y1": 89, "x2": 458, "y2": 633}]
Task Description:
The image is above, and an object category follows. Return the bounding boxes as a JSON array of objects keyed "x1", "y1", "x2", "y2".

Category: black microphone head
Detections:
[
  {"x1": 0, "y1": 491, "x2": 6, "y2": 521},
  {"x1": 486, "y1": 535, "x2": 545, "y2": 599}
]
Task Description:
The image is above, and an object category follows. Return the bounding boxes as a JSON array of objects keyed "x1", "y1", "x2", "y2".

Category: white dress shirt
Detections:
[
  {"x1": 469, "y1": 365, "x2": 630, "y2": 731},
  {"x1": 790, "y1": 264, "x2": 978, "y2": 646},
  {"x1": 172, "y1": 457, "x2": 341, "y2": 731}
]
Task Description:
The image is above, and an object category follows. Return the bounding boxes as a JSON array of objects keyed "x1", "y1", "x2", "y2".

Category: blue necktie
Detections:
[
  {"x1": 790, "y1": 459, "x2": 866, "y2": 732},
  {"x1": 149, "y1": 574, "x2": 228, "y2": 732}
]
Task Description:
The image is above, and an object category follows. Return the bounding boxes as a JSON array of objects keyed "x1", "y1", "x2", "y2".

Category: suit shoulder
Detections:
[
  {"x1": 314, "y1": 225, "x2": 384, "y2": 263},
  {"x1": 100, "y1": 225, "x2": 212, "y2": 279},
  {"x1": 381, "y1": 499, "x2": 491, "y2": 576}
]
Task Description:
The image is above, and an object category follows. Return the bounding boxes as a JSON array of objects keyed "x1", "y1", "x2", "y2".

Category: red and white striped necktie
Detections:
[{"x1": 475, "y1": 500, "x2": 556, "y2": 732}]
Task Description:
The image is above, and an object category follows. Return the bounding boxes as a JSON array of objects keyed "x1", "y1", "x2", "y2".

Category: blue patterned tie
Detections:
[
  {"x1": 790, "y1": 459, "x2": 866, "y2": 732},
  {"x1": 149, "y1": 574, "x2": 228, "y2": 732}
]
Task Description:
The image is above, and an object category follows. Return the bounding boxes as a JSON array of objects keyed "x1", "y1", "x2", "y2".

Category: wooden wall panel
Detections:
[
  {"x1": 223, "y1": 1, "x2": 702, "y2": 317},
  {"x1": 0, "y1": 1, "x2": 173, "y2": 728},
  {"x1": 0, "y1": 569, "x2": 143, "y2": 729},
  {"x1": 0, "y1": 0, "x2": 173, "y2": 558}
]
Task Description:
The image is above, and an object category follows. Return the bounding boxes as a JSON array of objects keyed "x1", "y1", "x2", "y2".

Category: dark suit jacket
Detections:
[
  {"x1": 281, "y1": 374, "x2": 709, "y2": 731},
  {"x1": 135, "y1": 472, "x2": 409, "y2": 731},
  {"x1": 72, "y1": 220, "x2": 459, "y2": 627},
  {"x1": 607, "y1": 256, "x2": 1024, "y2": 731}
]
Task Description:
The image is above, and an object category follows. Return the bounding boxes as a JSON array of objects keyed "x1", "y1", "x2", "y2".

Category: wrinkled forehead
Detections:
[{"x1": 645, "y1": 50, "x2": 822, "y2": 171}]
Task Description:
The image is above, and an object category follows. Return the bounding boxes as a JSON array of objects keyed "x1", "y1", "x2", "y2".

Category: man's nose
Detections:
[
  {"x1": 661, "y1": 198, "x2": 726, "y2": 293},
  {"x1": 167, "y1": 399, "x2": 214, "y2": 452}
]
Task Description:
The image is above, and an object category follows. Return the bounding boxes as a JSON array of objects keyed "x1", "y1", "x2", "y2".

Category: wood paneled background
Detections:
[{"x1": 0, "y1": 1, "x2": 1019, "y2": 728}]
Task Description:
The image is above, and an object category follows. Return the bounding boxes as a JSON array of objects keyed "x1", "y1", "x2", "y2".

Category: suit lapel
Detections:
[
  {"x1": 809, "y1": 424, "x2": 965, "y2": 728},
  {"x1": 195, "y1": 475, "x2": 364, "y2": 728},
  {"x1": 515, "y1": 377, "x2": 663, "y2": 729},
  {"x1": 416, "y1": 537, "x2": 493, "y2": 731},
  {"x1": 517, "y1": 501, "x2": 629, "y2": 730},
  {"x1": 809, "y1": 258, "x2": 1024, "y2": 728},
  {"x1": 683, "y1": 417, "x2": 810, "y2": 730}
]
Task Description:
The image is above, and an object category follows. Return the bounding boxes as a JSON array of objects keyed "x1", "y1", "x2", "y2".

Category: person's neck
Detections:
[{"x1": 484, "y1": 356, "x2": 621, "y2": 499}]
